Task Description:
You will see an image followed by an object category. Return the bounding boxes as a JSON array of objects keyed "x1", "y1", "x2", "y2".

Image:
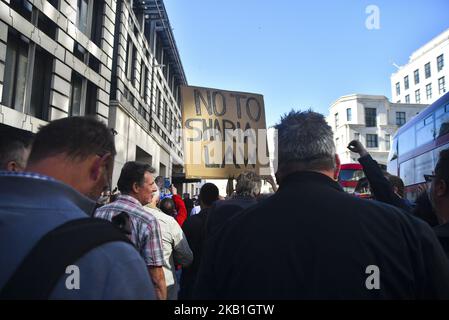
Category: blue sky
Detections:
[{"x1": 164, "y1": 0, "x2": 449, "y2": 127}]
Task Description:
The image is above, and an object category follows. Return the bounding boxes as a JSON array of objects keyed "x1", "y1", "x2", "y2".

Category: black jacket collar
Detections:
[{"x1": 279, "y1": 171, "x2": 344, "y2": 193}]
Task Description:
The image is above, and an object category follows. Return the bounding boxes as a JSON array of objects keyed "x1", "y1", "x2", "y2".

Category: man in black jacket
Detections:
[
  {"x1": 431, "y1": 149, "x2": 449, "y2": 258},
  {"x1": 180, "y1": 183, "x2": 219, "y2": 300},
  {"x1": 205, "y1": 171, "x2": 261, "y2": 238},
  {"x1": 347, "y1": 140, "x2": 413, "y2": 212},
  {"x1": 195, "y1": 110, "x2": 449, "y2": 299}
]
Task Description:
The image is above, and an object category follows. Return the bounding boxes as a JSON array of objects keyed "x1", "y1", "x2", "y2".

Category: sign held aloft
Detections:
[{"x1": 181, "y1": 85, "x2": 271, "y2": 179}]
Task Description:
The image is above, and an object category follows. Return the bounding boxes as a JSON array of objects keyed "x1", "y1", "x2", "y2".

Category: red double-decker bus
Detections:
[
  {"x1": 338, "y1": 163, "x2": 365, "y2": 194},
  {"x1": 387, "y1": 91, "x2": 449, "y2": 201}
]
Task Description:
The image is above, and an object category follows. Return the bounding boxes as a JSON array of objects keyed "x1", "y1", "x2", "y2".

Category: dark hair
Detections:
[
  {"x1": 355, "y1": 177, "x2": 370, "y2": 194},
  {"x1": 28, "y1": 116, "x2": 116, "y2": 164},
  {"x1": 435, "y1": 149, "x2": 449, "y2": 190},
  {"x1": 117, "y1": 161, "x2": 155, "y2": 194},
  {"x1": 160, "y1": 198, "x2": 176, "y2": 216},
  {"x1": 274, "y1": 110, "x2": 336, "y2": 172},
  {"x1": 0, "y1": 126, "x2": 34, "y2": 169},
  {"x1": 386, "y1": 174, "x2": 405, "y2": 198},
  {"x1": 199, "y1": 183, "x2": 219, "y2": 207}
]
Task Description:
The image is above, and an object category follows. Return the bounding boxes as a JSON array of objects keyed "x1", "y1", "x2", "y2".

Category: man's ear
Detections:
[
  {"x1": 132, "y1": 182, "x2": 140, "y2": 194},
  {"x1": 89, "y1": 155, "x2": 104, "y2": 182},
  {"x1": 6, "y1": 161, "x2": 18, "y2": 172},
  {"x1": 333, "y1": 154, "x2": 341, "y2": 180}
]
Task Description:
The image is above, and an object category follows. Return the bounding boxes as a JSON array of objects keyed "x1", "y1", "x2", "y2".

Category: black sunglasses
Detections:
[{"x1": 424, "y1": 174, "x2": 436, "y2": 183}]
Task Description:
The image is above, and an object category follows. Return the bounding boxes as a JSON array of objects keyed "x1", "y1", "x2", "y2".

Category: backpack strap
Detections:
[{"x1": 0, "y1": 218, "x2": 133, "y2": 300}]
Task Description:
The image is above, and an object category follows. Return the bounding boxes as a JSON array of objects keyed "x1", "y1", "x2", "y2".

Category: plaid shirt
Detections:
[{"x1": 95, "y1": 195, "x2": 164, "y2": 267}]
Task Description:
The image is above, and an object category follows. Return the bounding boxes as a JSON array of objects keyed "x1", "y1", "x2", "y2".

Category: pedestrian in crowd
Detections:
[
  {"x1": 0, "y1": 117, "x2": 155, "y2": 299},
  {"x1": 169, "y1": 185, "x2": 188, "y2": 227},
  {"x1": 145, "y1": 190, "x2": 193, "y2": 300},
  {"x1": 190, "y1": 197, "x2": 201, "y2": 216},
  {"x1": 414, "y1": 186, "x2": 439, "y2": 226},
  {"x1": 347, "y1": 140, "x2": 413, "y2": 212},
  {"x1": 430, "y1": 149, "x2": 449, "y2": 257},
  {"x1": 0, "y1": 126, "x2": 34, "y2": 172},
  {"x1": 206, "y1": 171, "x2": 261, "y2": 237},
  {"x1": 179, "y1": 183, "x2": 219, "y2": 300},
  {"x1": 195, "y1": 110, "x2": 449, "y2": 299},
  {"x1": 95, "y1": 161, "x2": 167, "y2": 300},
  {"x1": 183, "y1": 193, "x2": 194, "y2": 217}
]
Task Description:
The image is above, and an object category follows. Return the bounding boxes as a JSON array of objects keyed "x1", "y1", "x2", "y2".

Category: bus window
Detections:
[
  {"x1": 414, "y1": 151, "x2": 434, "y2": 184},
  {"x1": 434, "y1": 143, "x2": 449, "y2": 160},
  {"x1": 416, "y1": 114, "x2": 434, "y2": 146},
  {"x1": 436, "y1": 103, "x2": 449, "y2": 138},
  {"x1": 388, "y1": 137, "x2": 398, "y2": 161},
  {"x1": 398, "y1": 126, "x2": 415, "y2": 155},
  {"x1": 400, "y1": 158, "x2": 415, "y2": 187},
  {"x1": 339, "y1": 168, "x2": 365, "y2": 182}
]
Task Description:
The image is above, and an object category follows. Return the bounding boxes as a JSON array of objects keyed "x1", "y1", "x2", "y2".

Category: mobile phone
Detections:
[{"x1": 164, "y1": 178, "x2": 171, "y2": 189}]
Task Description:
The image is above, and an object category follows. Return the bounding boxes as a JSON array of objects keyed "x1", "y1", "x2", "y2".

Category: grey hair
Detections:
[
  {"x1": 274, "y1": 110, "x2": 336, "y2": 171},
  {"x1": 235, "y1": 171, "x2": 262, "y2": 198},
  {"x1": 0, "y1": 140, "x2": 29, "y2": 170}
]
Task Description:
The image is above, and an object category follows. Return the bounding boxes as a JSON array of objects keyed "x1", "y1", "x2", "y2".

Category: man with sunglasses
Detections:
[
  {"x1": 429, "y1": 149, "x2": 449, "y2": 258},
  {"x1": 0, "y1": 117, "x2": 155, "y2": 299}
]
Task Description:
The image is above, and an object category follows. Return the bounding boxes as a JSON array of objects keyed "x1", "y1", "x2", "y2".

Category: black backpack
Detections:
[{"x1": 0, "y1": 218, "x2": 133, "y2": 300}]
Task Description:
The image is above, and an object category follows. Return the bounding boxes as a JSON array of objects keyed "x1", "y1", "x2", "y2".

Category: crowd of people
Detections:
[{"x1": 1, "y1": 112, "x2": 449, "y2": 299}]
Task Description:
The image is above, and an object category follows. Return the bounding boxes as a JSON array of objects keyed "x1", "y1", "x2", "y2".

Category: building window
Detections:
[
  {"x1": 414, "y1": 69, "x2": 420, "y2": 84},
  {"x1": 1, "y1": 32, "x2": 29, "y2": 111},
  {"x1": 163, "y1": 100, "x2": 168, "y2": 126},
  {"x1": 10, "y1": 0, "x2": 33, "y2": 21},
  {"x1": 426, "y1": 83, "x2": 432, "y2": 100},
  {"x1": 385, "y1": 134, "x2": 391, "y2": 150},
  {"x1": 335, "y1": 113, "x2": 339, "y2": 128},
  {"x1": 365, "y1": 108, "x2": 377, "y2": 127},
  {"x1": 30, "y1": 47, "x2": 52, "y2": 120},
  {"x1": 425, "y1": 62, "x2": 431, "y2": 79},
  {"x1": 405, "y1": 94, "x2": 410, "y2": 103},
  {"x1": 354, "y1": 132, "x2": 360, "y2": 141},
  {"x1": 76, "y1": 0, "x2": 89, "y2": 35},
  {"x1": 439, "y1": 77, "x2": 446, "y2": 94},
  {"x1": 366, "y1": 134, "x2": 378, "y2": 148},
  {"x1": 85, "y1": 81, "x2": 97, "y2": 115},
  {"x1": 415, "y1": 89, "x2": 421, "y2": 103},
  {"x1": 346, "y1": 108, "x2": 352, "y2": 122},
  {"x1": 404, "y1": 76, "x2": 409, "y2": 90},
  {"x1": 91, "y1": 0, "x2": 104, "y2": 46},
  {"x1": 155, "y1": 87, "x2": 161, "y2": 117},
  {"x1": 437, "y1": 54, "x2": 444, "y2": 72},
  {"x1": 141, "y1": 66, "x2": 149, "y2": 101},
  {"x1": 396, "y1": 112, "x2": 406, "y2": 126},
  {"x1": 69, "y1": 72, "x2": 83, "y2": 116},
  {"x1": 131, "y1": 48, "x2": 137, "y2": 87},
  {"x1": 395, "y1": 82, "x2": 400, "y2": 96}
]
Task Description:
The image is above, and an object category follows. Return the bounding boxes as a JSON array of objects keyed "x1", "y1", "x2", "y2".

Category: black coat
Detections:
[
  {"x1": 180, "y1": 208, "x2": 209, "y2": 300},
  {"x1": 206, "y1": 197, "x2": 257, "y2": 238},
  {"x1": 434, "y1": 223, "x2": 449, "y2": 259},
  {"x1": 195, "y1": 171, "x2": 449, "y2": 299}
]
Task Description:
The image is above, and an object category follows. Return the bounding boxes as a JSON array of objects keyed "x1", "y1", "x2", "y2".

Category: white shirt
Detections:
[
  {"x1": 144, "y1": 206, "x2": 193, "y2": 300},
  {"x1": 190, "y1": 205, "x2": 201, "y2": 216}
]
